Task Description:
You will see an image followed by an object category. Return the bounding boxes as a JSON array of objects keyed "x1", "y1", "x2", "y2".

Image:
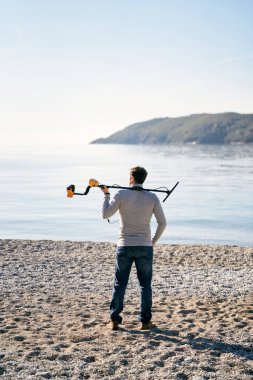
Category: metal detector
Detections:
[{"x1": 67, "y1": 178, "x2": 179, "y2": 203}]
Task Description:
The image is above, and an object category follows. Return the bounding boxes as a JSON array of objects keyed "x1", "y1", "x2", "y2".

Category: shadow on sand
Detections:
[{"x1": 126, "y1": 327, "x2": 253, "y2": 361}]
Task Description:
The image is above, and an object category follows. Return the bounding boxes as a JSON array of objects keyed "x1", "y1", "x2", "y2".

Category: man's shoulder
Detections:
[
  {"x1": 116, "y1": 188, "x2": 159, "y2": 202},
  {"x1": 145, "y1": 191, "x2": 159, "y2": 202},
  {"x1": 116, "y1": 189, "x2": 132, "y2": 198}
]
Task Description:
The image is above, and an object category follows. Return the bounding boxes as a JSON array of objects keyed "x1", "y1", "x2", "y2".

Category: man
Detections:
[{"x1": 101, "y1": 166, "x2": 167, "y2": 330}]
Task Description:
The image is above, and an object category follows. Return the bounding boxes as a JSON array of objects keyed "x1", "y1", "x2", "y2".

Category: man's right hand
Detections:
[{"x1": 101, "y1": 185, "x2": 110, "y2": 194}]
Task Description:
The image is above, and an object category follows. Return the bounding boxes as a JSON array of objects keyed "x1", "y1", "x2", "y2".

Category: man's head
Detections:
[{"x1": 129, "y1": 166, "x2": 148, "y2": 185}]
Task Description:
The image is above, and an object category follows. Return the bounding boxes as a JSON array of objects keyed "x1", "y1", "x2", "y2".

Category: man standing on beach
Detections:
[{"x1": 101, "y1": 166, "x2": 167, "y2": 330}]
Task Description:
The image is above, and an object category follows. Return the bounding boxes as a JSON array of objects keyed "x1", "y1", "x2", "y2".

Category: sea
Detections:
[{"x1": 0, "y1": 143, "x2": 253, "y2": 247}]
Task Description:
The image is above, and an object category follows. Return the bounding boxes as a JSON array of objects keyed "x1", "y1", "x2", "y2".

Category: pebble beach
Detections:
[{"x1": 0, "y1": 239, "x2": 253, "y2": 380}]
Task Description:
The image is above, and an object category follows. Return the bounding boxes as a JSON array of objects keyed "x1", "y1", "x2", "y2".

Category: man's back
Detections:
[{"x1": 102, "y1": 187, "x2": 166, "y2": 246}]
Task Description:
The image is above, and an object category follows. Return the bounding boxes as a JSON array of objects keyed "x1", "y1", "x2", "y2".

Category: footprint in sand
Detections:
[
  {"x1": 148, "y1": 340, "x2": 161, "y2": 347},
  {"x1": 69, "y1": 335, "x2": 96, "y2": 343},
  {"x1": 13, "y1": 336, "x2": 26, "y2": 342},
  {"x1": 82, "y1": 319, "x2": 98, "y2": 328}
]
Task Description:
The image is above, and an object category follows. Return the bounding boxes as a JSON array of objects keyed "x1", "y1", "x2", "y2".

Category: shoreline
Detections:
[
  {"x1": 1, "y1": 237, "x2": 252, "y2": 248},
  {"x1": 1, "y1": 239, "x2": 253, "y2": 379}
]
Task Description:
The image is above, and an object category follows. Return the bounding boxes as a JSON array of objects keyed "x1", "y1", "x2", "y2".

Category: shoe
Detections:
[
  {"x1": 140, "y1": 321, "x2": 156, "y2": 330},
  {"x1": 108, "y1": 321, "x2": 119, "y2": 331}
]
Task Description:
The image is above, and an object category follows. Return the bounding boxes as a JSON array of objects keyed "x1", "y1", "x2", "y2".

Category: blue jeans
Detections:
[{"x1": 110, "y1": 246, "x2": 153, "y2": 324}]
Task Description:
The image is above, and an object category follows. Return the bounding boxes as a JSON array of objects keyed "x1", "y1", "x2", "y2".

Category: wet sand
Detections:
[{"x1": 0, "y1": 240, "x2": 253, "y2": 379}]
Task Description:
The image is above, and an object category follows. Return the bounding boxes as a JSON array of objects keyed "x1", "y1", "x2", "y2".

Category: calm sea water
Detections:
[{"x1": 1, "y1": 144, "x2": 253, "y2": 246}]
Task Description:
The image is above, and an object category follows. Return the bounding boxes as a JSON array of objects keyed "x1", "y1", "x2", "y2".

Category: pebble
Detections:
[
  {"x1": 36, "y1": 371, "x2": 52, "y2": 379},
  {"x1": 184, "y1": 357, "x2": 193, "y2": 363}
]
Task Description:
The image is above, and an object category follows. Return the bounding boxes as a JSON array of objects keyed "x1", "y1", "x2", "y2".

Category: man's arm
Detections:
[
  {"x1": 101, "y1": 186, "x2": 120, "y2": 219},
  {"x1": 152, "y1": 197, "x2": 167, "y2": 245}
]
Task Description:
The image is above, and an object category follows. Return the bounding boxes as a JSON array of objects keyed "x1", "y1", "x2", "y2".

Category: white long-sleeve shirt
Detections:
[{"x1": 102, "y1": 185, "x2": 167, "y2": 246}]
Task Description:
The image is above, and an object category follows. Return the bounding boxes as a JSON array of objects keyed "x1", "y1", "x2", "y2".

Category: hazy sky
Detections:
[{"x1": 1, "y1": 0, "x2": 253, "y2": 146}]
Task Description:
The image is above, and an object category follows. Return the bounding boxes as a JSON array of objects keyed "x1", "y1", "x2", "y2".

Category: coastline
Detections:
[{"x1": 1, "y1": 239, "x2": 253, "y2": 379}]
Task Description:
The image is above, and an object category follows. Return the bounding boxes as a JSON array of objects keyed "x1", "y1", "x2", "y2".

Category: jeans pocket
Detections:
[{"x1": 116, "y1": 246, "x2": 128, "y2": 258}]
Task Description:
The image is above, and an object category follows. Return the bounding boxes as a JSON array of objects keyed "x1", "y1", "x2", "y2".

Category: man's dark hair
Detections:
[{"x1": 130, "y1": 166, "x2": 148, "y2": 184}]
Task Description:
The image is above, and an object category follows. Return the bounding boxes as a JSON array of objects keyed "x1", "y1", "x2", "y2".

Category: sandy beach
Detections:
[{"x1": 0, "y1": 240, "x2": 252, "y2": 379}]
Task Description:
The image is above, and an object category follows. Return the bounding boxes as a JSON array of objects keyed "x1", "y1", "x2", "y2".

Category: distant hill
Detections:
[{"x1": 90, "y1": 113, "x2": 253, "y2": 144}]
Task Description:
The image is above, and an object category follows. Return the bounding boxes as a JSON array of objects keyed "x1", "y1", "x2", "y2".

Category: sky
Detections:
[{"x1": 0, "y1": 0, "x2": 253, "y2": 146}]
